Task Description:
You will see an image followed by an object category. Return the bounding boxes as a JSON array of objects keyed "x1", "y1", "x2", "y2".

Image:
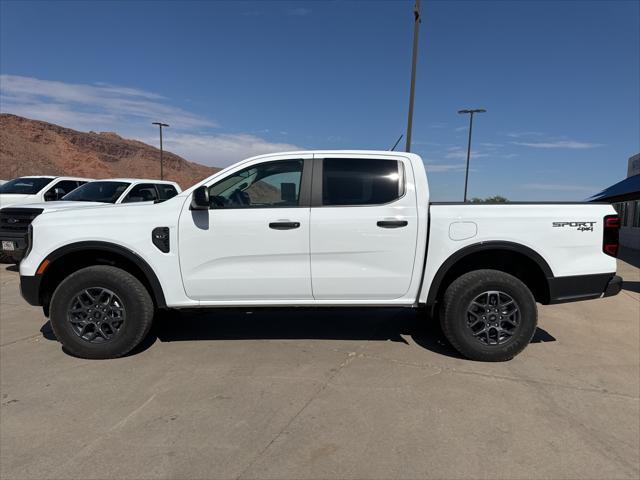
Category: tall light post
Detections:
[
  {"x1": 457, "y1": 109, "x2": 486, "y2": 202},
  {"x1": 405, "y1": 0, "x2": 421, "y2": 153},
  {"x1": 152, "y1": 122, "x2": 169, "y2": 180}
]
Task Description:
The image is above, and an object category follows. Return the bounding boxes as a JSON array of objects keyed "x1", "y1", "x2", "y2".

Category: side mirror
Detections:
[{"x1": 190, "y1": 186, "x2": 210, "y2": 210}]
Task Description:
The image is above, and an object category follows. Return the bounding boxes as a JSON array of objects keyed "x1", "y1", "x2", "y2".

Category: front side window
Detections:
[
  {"x1": 208, "y1": 159, "x2": 303, "y2": 208},
  {"x1": 63, "y1": 181, "x2": 131, "y2": 203},
  {"x1": 0, "y1": 177, "x2": 54, "y2": 195},
  {"x1": 123, "y1": 184, "x2": 159, "y2": 203},
  {"x1": 322, "y1": 158, "x2": 403, "y2": 206}
]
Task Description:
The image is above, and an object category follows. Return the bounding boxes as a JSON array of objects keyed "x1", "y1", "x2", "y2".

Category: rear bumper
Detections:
[
  {"x1": 548, "y1": 273, "x2": 621, "y2": 304},
  {"x1": 20, "y1": 275, "x2": 42, "y2": 306}
]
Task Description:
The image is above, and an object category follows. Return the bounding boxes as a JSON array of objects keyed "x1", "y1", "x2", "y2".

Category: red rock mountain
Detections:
[{"x1": 0, "y1": 114, "x2": 220, "y2": 189}]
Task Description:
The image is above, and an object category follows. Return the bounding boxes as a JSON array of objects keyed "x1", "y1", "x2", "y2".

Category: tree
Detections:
[{"x1": 470, "y1": 195, "x2": 509, "y2": 203}]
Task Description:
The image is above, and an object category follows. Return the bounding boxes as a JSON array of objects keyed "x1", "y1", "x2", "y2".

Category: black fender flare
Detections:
[
  {"x1": 42, "y1": 241, "x2": 167, "y2": 308},
  {"x1": 425, "y1": 241, "x2": 554, "y2": 305}
]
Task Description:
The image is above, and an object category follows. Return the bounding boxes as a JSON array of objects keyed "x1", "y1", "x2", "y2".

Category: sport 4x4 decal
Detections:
[{"x1": 552, "y1": 221, "x2": 596, "y2": 232}]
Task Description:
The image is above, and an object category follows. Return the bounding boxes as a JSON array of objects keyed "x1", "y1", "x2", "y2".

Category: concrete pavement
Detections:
[{"x1": 1, "y1": 257, "x2": 638, "y2": 479}]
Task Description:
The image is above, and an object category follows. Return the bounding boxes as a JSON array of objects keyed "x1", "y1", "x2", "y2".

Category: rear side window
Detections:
[
  {"x1": 122, "y1": 184, "x2": 159, "y2": 203},
  {"x1": 157, "y1": 184, "x2": 178, "y2": 201},
  {"x1": 44, "y1": 180, "x2": 81, "y2": 201},
  {"x1": 322, "y1": 158, "x2": 404, "y2": 206},
  {"x1": 50, "y1": 180, "x2": 81, "y2": 196}
]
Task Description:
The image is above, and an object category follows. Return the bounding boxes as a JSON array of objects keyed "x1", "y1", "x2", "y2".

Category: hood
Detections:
[
  {"x1": 31, "y1": 198, "x2": 176, "y2": 232},
  {"x1": 0, "y1": 194, "x2": 33, "y2": 208},
  {"x1": 3, "y1": 201, "x2": 115, "y2": 212}
]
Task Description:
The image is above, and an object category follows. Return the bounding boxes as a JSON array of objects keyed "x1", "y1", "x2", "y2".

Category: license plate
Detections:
[{"x1": 1, "y1": 241, "x2": 15, "y2": 251}]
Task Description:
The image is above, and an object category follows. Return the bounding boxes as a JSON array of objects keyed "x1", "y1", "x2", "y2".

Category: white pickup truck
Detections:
[
  {"x1": 1, "y1": 179, "x2": 181, "y2": 263},
  {"x1": 19, "y1": 151, "x2": 622, "y2": 361},
  {"x1": 0, "y1": 175, "x2": 92, "y2": 208}
]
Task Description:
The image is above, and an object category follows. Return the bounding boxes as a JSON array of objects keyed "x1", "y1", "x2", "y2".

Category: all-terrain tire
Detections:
[
  {"x1": 440, "y1": 269, "x2": 537, "y2": 362},
  {"x1": 49, "y1": 265, "x2": 154, "y2": 359}
]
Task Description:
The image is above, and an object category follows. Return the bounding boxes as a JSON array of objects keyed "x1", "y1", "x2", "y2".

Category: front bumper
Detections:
[
  {"x1": 0, "y1": 234, "x2": 27, "y2": 260},
  {"x1": 548, "y1": 273, "x2": 622, "y2": 304},
  {"x1": 20, "y1": 275, "x2": 42, "y2": 306}
]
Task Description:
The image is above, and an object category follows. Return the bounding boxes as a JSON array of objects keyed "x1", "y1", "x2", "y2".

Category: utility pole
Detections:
[
  {"x1": 152, "y1": 122, "x2": 169, "y2": 180},
  {"x1": 405, "y1": 0, "x2": 421, "y2": 153},
  {"x1": 457, "y1": 109, "x2": 486, "y2": 202}
]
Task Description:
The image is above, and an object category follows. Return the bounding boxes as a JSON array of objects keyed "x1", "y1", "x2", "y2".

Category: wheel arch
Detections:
[
  {"x1": 425, "y1": 241, "x2": 554, "y2": 306},
  {"x1": 38, "y1": 241, "x2": 166, "y2": 315}
]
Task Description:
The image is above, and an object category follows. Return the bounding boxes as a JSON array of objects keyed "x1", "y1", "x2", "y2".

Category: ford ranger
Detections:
[{"x1": 18, "y1": 151, "x2": 622, "y2": 361}]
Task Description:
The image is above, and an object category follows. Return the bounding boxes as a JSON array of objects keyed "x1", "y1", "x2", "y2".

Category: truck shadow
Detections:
[
  {"x1": 618, "y1": 247, "x2": 640, "y2": 269},
  {"x1": 40, "y1": 308, "x2": 556, "y2": 359},
  {"x1": 149, "y1": 308, "x2": 556, "y2": 358}
]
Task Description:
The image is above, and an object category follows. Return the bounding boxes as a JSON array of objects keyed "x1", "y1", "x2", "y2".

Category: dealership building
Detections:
[{"x1": 590, "y1": 153, "x2": 640, "y2": 250}]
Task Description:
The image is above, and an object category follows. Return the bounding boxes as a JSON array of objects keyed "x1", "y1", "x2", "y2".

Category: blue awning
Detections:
[{"x1": 589, "y1": 174, "x2": 640, "y2": 202}]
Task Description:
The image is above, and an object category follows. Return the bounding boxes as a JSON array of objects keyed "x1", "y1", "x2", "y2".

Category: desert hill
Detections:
[{"x1": 0, "y1": 114, "x2": 220, "y2": 188}]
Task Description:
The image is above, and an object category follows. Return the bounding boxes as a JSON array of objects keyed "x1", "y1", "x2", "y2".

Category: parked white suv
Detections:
[
  {"x1": 19, "y1": 151, "x2": 622, "y2": 361},
  {"x1": 1, "y1": 178, "x2": 181, "y2": 262}
]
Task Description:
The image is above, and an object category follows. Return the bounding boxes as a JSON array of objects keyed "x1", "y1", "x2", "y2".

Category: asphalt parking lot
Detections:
[{"x1": 1, "y1": 254, "x2": 638, "y2": 480}]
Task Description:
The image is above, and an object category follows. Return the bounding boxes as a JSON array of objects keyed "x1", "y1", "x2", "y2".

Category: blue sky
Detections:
[{"x1": 1, "y1": 0, "x2": 638, "y2": 200}]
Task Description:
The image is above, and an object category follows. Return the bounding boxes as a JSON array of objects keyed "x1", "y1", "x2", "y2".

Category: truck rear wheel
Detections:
[
  {"x1": 440, "y1": 269, "x2": 537, "y2": 361},
  {"x1": 49, "y1": 265, "x2": 154, "y2": 359}
]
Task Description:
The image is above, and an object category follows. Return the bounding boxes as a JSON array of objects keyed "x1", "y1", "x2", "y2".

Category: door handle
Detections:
[
  {"x1": 377, "y1": 220, "x2": 408, "y2": 228},
  {"x1": 269, "y1": 221, "x2": 300, "y2": 230}
]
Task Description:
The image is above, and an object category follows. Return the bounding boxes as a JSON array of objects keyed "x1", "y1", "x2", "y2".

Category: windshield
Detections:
[
  {"x1": 0, "y1": 177, "x2": 54, "y2": 195},
  {"x1": 62, "y1": 181, "x2": 131, "y2": 203}
]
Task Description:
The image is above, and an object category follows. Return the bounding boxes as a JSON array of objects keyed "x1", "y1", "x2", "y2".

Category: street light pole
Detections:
[
  {"x1": 152, "y1": 122, "x2": 169, "y2": 180},
  {"x1": 405, "y1": 0, "x2": 421, "y2": 153},
  {"x1": 457, "y1": 109, "x2": 486, "y2": 202}
]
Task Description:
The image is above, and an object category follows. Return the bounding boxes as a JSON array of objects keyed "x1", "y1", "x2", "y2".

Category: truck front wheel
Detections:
[
  {"x1": 49, "y1": 265, "x2": 154, "y2": 359},
  {"x1": 440, "y1": 269, "x2": 537, "y2": 361}
]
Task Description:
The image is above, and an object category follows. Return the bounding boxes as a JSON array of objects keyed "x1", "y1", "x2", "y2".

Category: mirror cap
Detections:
[{"x1": 190, "y1": 186, "x2": 209, "y2": 210}]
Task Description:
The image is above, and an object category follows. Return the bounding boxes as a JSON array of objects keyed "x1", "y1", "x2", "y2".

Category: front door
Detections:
[
  {"x1": 179, "y1": 155, "x2": 313, "y2": 301},
  {"x1": 310, "y1": 155, "x2": 419, "y2": 300}
]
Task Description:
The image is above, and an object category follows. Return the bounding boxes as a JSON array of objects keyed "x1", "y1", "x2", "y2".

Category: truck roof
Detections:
[
  {"x1": 15, "y1": 176, "x2": 177, "y2": 185},
  {"x1": 102, "y1": 178, "x2": 180, "y2": 184},
  {"x1": 246, "y1": 150, "x2": 422, "y2": 159},
  {"x1": 17, "y1": 175, "x2": 93, "y2": 181},
  {"x1": 180, "y1": 150, "x2": 423, "y2": 195}
]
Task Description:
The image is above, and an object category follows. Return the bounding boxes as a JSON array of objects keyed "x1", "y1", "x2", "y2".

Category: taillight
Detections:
[{"x1": 603, "y1": 215, "x2": 620, "y2": 257}]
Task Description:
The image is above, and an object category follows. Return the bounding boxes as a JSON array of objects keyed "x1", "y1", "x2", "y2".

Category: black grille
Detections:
[{"x1": 0, "y1": 208, "x2": 44, "y2": 235}]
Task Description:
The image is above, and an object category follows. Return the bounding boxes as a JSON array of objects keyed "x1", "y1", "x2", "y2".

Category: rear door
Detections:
[{"x1": 310, "y1": 154, "x2": 418, "y2": 300}]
